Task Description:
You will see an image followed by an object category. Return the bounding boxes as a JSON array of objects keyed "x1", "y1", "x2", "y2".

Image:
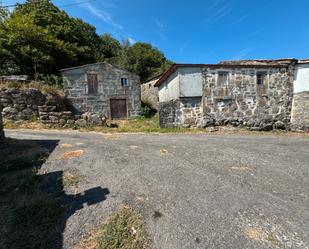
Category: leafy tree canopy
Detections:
[{"x1": 0, "y1": 0, "x2": 172, "y2": 82}]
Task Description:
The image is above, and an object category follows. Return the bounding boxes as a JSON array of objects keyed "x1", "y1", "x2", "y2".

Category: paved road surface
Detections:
[{"x1": 5, "y1": 129, "x2": 309, "y2": 249}]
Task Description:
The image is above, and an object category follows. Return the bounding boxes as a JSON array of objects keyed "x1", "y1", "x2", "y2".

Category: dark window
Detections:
[
  {"x1": 121, "y1": 78, "x2": 129, "y2": 86},
  {"x1": 218, "y1": 72, "x2": 229, "y2": 86},
  {"x1": 87, "y1": 73, "x2": 98, "y2": 94},
  {"x1": 257, "y1": 72, "x2": 267, "y2": 85}
]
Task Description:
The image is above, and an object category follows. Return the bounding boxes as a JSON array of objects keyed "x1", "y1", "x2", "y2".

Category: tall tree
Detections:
[
  {"x1": 114, "y1": 41, "x2": 172, "y2": 82},
  {"x1": 0, "y1": 0, "x2": 100, "y2": 75}
]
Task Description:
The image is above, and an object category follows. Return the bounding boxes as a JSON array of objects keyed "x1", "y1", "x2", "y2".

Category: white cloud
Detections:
[
  {"x1": 128, "y1": 37, "x2": 136, "y2": 44},
  {"x1": 83, "y1": 2, "x2": 123, "y2": 30},
  {"x1": 154, "y1": 19, "x2": 167, "y2": 41}
]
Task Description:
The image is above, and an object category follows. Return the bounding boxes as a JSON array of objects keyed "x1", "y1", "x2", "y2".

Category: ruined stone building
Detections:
[
  {"x1": 61, "y1": 62, "x2": 141, "y2": 119},
  {"x1": 155, "y1": 59, "x2": 309, "y2": 131},
  {"x1": 141, "y1": 74, "x2": 161, "y2": 110}
]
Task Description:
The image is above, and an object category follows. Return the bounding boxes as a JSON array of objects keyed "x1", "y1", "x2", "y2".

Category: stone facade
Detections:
[
  {"x1": 291, "y1": 91, "x2": 309, "y2": 132},
  {"x1": 62, "y1": 62, "x2": 141, "y2": 119},
  {"x1": 201, "y1": 66, "x2": 294, "y2": 130},
  {"x1": 0, "y1": 105, "x2": 4, "y2": 142},
  {"x1": 141, "y1": 76, "x2": 160, "y2": 110},
  {"x1": 157, "y1": 60, "x2": 302, "y2": 130},
  {"x1": 159, "y1": 98, "x2": 203, "y2": 128}
]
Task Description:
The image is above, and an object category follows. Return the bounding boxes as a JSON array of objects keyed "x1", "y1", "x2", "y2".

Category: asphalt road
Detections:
[{"x1": 5, "y1": 129, "x2": 309, "y2": 249}]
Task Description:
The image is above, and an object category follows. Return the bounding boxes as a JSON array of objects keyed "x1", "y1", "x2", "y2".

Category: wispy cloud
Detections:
[
  {"x1": 205, "y1": 2, "x2": 231, "y2": 23},
  {"x1": 154, "y1": 19, "x2": 167, "y2": 41},
  {"x1": 128, "y1": 37, "x2": 136, "y2": 44},
  {"x1": 155, "y1": 19, "x2": 166, "y2": 31},
  {"x1": 232, "y1": 47, "x2": 253, "y2": 60},
  {"x1": 84, "y1": 2, "x2": 123, "y2": 30},
  {"x1": 213, "y1": 4, "x2": 231, "y2": 20}
]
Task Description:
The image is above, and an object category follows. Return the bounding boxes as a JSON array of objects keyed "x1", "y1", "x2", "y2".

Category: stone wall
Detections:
[
  {"x1": 159, "y1": 66, "x2": 294, "y2": 130},
  {"x1": 141, "y1": 78, "x2": 159, "y2": 110},
  {"x1": 0, "y1": 88, "x2": 67, "y2": 121},
  {"x1": 291, "y1": 91, "x2": 309, "y2": 132},
  {"x1": 0, "y1": 105, "x2": 4, "y2": 142},
  {"x1": 38, "y1": 106, "x2": 107, "y2": 128},
  {"x1": 201, "y1": 66, "x2": 294, "y2": 130},
  {"x1": 0, "y1": 88, "x2": 47, "y2": 120},
  {"x1": 159, "y1": 98, "x2": 204, "y2": 128},
  {"x1": 62, "y1": 62, "x2": 141, "y2": 118}
]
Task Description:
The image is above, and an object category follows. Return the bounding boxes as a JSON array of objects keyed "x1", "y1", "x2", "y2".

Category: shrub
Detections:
[{"x1": 140, "y1": 101, "x2": 157, "y2": 118}]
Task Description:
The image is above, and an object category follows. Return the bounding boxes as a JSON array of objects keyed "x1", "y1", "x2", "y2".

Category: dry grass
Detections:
[
  {"x1": 76, "y1": 205, "x2": 148, "y2": 249},
  {"x1": 61, "y1": 150, "x2": 84, "y2": 160},
  {"x1": 0, "y1": 81, "x2": 64, "y2": 96},
  {"x1": 63, "y1": 170, "x2": 84, "y2": 188},
  {"x1": 4, "y1": 114, "x2": 309, "y2": 137}
]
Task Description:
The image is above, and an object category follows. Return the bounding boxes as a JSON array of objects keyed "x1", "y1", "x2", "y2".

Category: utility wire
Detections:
[{"x1": 1, "y1": 0, "x2": 96, "y2": 8}]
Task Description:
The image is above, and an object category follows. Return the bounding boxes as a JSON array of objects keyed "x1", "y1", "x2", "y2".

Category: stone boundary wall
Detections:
[
  {"x1": 38, "y1": 106, "x2": 107, "y2": 128},
  {"x1": 291, "y1": 91, "x2": 309, "y2": 132},
  {"x1": 1, "y1": 88, "x2": 48, "y2": 121},
  {"x1": 0, "y1": 88, "x2": 109, "y2": 127}
]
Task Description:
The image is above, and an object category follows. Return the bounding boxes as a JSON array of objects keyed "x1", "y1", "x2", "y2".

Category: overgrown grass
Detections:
[
  {"x1": 80, "y1": 115, "x2": 206, "y2": 134},
  {"x1": 77, "y1": 206, "x2": 148, "y2": 249},
  {"x1": 4, "y1": 114, "x2": 309, "y2": 137},
  {"x1": 0, "y1": 80, "x2": 64, "y2": 96}
]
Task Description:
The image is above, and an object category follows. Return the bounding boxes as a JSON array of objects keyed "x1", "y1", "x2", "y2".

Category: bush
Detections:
[
  {"x1": 37, "y1": 74, "x2": 64, "y2": 88},
  {"x1": 140, "y1": 101, "x2": 157, "y2": 118}
]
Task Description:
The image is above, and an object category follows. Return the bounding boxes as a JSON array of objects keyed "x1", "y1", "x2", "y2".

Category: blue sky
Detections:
[{"x1": 3, "y1": 0, "x2": 309, "y2": 63}]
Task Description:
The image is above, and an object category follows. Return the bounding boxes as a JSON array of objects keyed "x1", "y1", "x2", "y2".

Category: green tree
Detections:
[
  {"x1": 99, "y1": 33, "x2": 121, "y2": 61},
  {"x1": 0, "y1": 0, "x2": 100, "y2": 75},
  {"x1": 114, "y1": 41, "x2": 172, "y2": 82}
]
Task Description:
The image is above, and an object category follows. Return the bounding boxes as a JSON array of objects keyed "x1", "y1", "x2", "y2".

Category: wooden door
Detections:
[{"x1": 110, "y1": 99, "x2": 127, "y2": 119}]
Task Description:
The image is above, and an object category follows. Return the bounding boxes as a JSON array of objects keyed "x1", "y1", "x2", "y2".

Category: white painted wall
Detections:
[
  {"x1": 294, "y1": 63, "x2": 309, "y2": 93},
  {"x1": 158, "y1": 70, "x2": 180, "y2": 102},
  {"x1": 178, "y1": 67, "x2": 203, "y2": 97}
]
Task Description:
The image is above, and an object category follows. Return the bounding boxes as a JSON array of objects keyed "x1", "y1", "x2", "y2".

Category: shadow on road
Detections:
[{"x1": 0, "y1": 138, "x2": 110, "y2": 249}]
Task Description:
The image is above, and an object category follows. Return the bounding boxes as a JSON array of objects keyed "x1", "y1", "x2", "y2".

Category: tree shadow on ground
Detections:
[{"x1": 0, "y1": 138, "x2": 110, "y2": 249}]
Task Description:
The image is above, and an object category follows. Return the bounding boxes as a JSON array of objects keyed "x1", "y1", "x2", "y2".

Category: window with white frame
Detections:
[{"x1": 121, "y1": 78, "x2": 129, "y2": 87}]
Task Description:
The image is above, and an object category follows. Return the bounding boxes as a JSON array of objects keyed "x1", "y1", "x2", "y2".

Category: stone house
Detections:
[
  {"x1": 61, "y1": 62, "x2": 141, "y2": 119},
  {"x1": 155, "y1": 59, "x2": 309, "y2": 131}
]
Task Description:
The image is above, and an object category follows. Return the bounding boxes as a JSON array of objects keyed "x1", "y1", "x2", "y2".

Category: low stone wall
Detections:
[
  {"x1": 0, "y1": 87, "x2": 69, "y2": 121},
  {"x1": 0, "y1": 105, "x2": 4, "y2": 142},
  {"x1": 1, "y1": 88, "x2": 47, "y2": 120},
  {"x1": 291, "y1": 91, "x2": 309, "y2": 132},
  {"x1": 38, "y1": 106, "x2": 107, "y2": 128}
]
